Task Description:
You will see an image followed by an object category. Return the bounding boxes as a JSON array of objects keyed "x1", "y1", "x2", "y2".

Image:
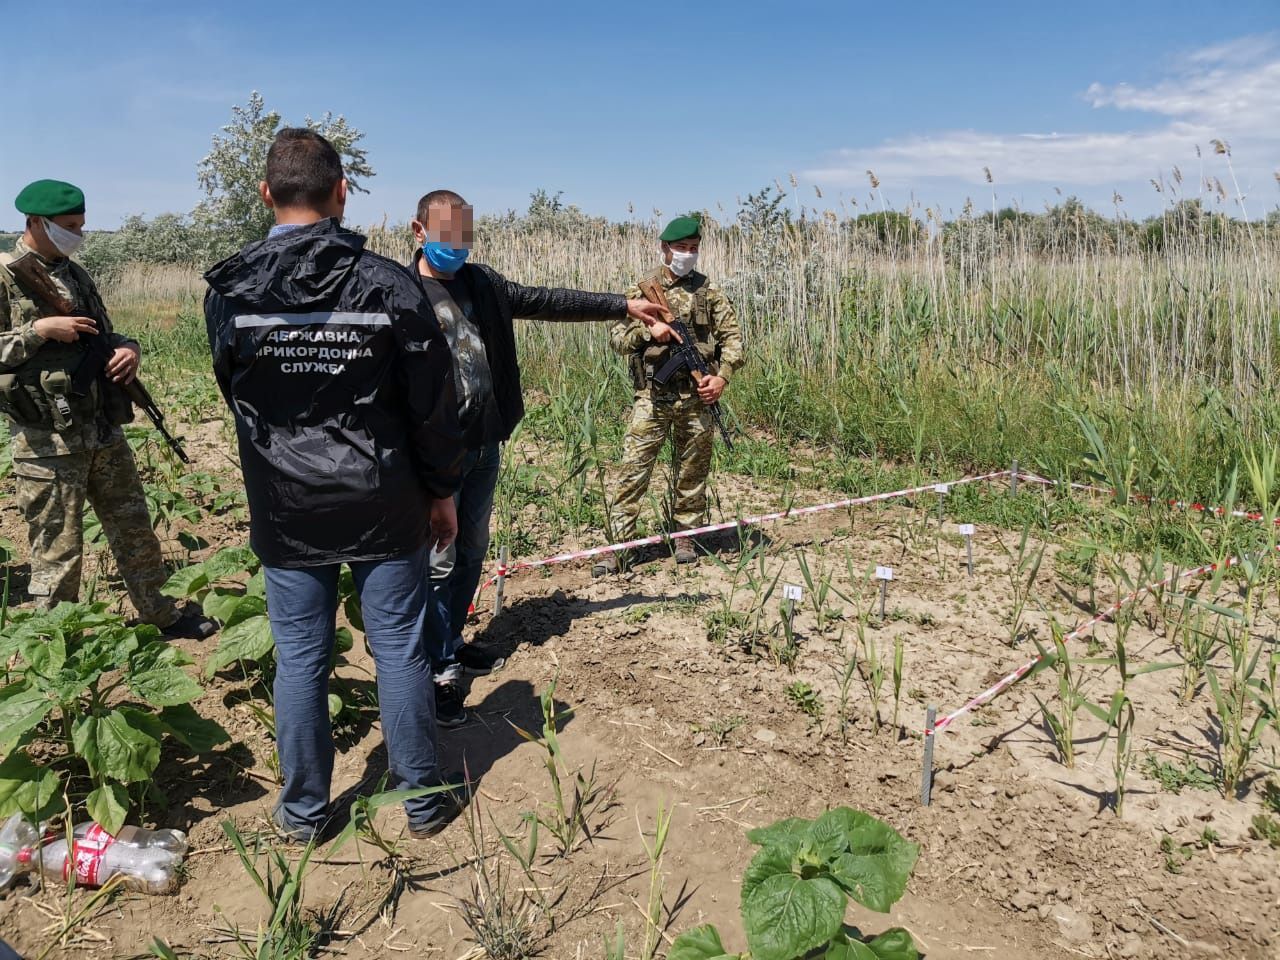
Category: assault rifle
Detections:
[
  {"x1": 636, "y1": 276, "x2": 734, "y2": 450},
  {"x1": 6, "y1": 253, "x2": 190, "y2": 462}
]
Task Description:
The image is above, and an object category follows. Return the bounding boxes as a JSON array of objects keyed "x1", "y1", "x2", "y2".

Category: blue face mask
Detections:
[{"x1": 423, "y1": 241, "x2": 470, "y2": 274}]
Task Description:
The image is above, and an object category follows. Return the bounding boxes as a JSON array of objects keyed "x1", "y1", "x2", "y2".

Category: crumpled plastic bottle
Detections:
[{"x1": 0, "y1": 813, "x2": 188, "y2": 895}]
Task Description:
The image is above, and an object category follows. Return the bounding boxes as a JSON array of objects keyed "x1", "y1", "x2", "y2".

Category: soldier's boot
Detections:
[
  {"x1": 673, "y1": 537, "x2": 699, "y2": 565},
  {"x1": 592, "y1": 552, "x2": 623, "y2": 577}
]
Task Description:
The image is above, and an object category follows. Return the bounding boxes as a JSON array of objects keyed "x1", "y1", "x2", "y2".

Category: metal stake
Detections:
[
  {"x1": 494, "y1": 545, "x2": 510, "y2": 616},
  {"x1": 879, "y1": 579, "x2": 888, "y2": 621},
  {"x1": 966, "y1": 534, "x2": 974, "y2": 577},
  {"x1": 921, "y1": 706, "x2": 937, "y2": 806},
  {"x1": 1010, "y1": 458, "x2": 1019, "y2": 496}
]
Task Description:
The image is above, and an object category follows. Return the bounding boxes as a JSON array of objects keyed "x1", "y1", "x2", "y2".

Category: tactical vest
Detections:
[
  {"x1": 631, "y1": 269, "x2": 719, "y2": 392},
  {"x1": 0, "y1": 254, "x2": 130, "y2": 432}
]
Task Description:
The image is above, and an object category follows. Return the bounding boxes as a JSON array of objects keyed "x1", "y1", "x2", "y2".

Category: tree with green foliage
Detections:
[{"x1": 193, "y1": 91, "x2": 375, "y2": 258}]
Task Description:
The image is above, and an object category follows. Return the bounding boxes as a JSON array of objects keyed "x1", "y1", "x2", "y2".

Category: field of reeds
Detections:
[
  {"x1": 108, "y1": 198, "x2": 1262, "y2": 502},
  {"x1": 1, "y1": 199, "x2": 1278, "y2": 959}
]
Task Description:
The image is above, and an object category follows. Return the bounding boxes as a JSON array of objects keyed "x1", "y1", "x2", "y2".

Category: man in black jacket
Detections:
[
  {"x1": 205, "y1": 130, "x2": 466, "y2": 841},
  {"x1": 410, "y1": 190, "x2": 672, "y2": 725}
]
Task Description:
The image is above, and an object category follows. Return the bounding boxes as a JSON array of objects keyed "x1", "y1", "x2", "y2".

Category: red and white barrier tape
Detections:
[
  {"x1": 469, "y1": 469, "x2": 1014, "y2": 611},
  {"x1": 927, "y1": 554, "x2": 1242, "y2": 736},
  {"x1": 1021, "y1": 472, "x2": 1280, "y2": 524}
]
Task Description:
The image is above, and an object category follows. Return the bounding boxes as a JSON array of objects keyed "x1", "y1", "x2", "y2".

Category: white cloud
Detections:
[{"x1": 806, "y1": 35, "x2": 1280, "y2": 199}]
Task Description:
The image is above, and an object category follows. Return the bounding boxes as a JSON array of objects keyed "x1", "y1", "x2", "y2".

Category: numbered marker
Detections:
[
  {"x1": 783, "y1": 583, "x2": 804, "y2": 602},
  {"x1": 933, "y1": 484, "x2": 950, "y2": 495},
  {"x1": 958, "y1": 524, "x2": 975, "y2": 577},
  {"x1": 876, "y1": 567, "x2": 892, "y2": 621}
]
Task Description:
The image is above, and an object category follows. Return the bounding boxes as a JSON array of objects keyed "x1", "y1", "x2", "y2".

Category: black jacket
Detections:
[
  {"x1": 413, "y1": 254, "x2": 627, "y2": 445},
  {"x1": 205, "y1": 219, "x2": 464, "y2": 568}
]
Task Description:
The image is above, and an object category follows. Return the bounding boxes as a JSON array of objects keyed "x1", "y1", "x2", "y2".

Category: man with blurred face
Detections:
[
  {"x1": 0, "y1": 179, "x2": 215, "y2": 638},
  {"x1": 409, "y1": 190, "x2": 672, "y2": 726}
]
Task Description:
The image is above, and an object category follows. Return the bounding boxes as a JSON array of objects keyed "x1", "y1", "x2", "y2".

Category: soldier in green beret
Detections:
[
  {"x1": 595, "y1": 214, "x2": 744, "y2": 574},
  {"x1": 0, "y1": 180, "x2": 214, "y2": 638}
]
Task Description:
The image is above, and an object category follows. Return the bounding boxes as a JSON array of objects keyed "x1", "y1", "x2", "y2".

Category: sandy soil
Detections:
[{"x1": 0, "y1": 420, "x2": 1276, "y2": 960}]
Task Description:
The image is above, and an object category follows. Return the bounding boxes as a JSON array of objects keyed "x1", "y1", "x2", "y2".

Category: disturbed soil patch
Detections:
[{"x1": 0, "y1": 442, "x2": 1276, "y2": 959}]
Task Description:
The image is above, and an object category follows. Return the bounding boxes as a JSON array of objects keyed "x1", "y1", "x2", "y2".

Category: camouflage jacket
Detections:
[
  {"x1": 611, "y1": 267, "x2": 744, "y2": 396},
  {"x1": 0, "y1": 239, "x2": 134, "y2": 458}
]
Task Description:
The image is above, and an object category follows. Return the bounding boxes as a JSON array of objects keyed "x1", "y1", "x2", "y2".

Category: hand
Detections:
[
  {"x1": 697, "y1": 374, "x2": 726, "y2": 404},
  {"x1": 648, "y1": 320, "x2": 682, "y2": 344},
  {"x1": 429, "y1": 497, "x2": 458, "y2": 551},
  {"x1": 106, "y1": 344, "x2": 141, "y2": 384},
  {"x1": 33, "y1": 315, "x2": 98, "y2": 343},
  {"x1": 626, "y1": 298, "x2": 670, "y2": 327}
]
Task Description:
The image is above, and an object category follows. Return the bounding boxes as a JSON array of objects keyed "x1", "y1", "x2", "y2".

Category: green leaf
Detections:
[
  {"x1": 0, "y1": 684, "x2": 53, "y2": 750},
  {"x1": 94, "y1": 709, "x2": 161, "y2": 783},
  {"x1": 202, "y1": 546, "x2": 259, "y2": 582},
  {"x1": 823, "y1": 936, "x2": 876, "y2": 960},
  {"x1": 162, "y1": 565, "x2": 210, "y2": 600},
  {"x1": 155, "y1": 703, "x2": 229, "y2": 753},
  {"x1": 128, "y1": 665, "x2": 202, "y2": 707},
  {"x1": 21, "y1": 629, "x2": 66, "y2": 677},
  {"x1": 334, "y1": 626, "x2": 355, "y2": 656},
  {"x1": 668, "y1": 925, "x2": 738, "y2": 960},
  {"x1": 340, "y1": 567, "x2": 364, "y2": 632},
  {"x1": 819, "y1": 810, "x2": 919, "y2": 913},
  {"x1": 202, "y1": 588, "x2": 245, "y2": 623},
  {"x1": 72, "y1": 714, "x2": 101, "y2": 772},
  {"x1": 742, "y1": 872, "x2": 845, "y2": 960},
  {"x1": 746, "y1": 816, "x2": 811, "y2": 848},
  {"x1": 205, "y1": 604, "x2": 274, "y2": 677},
  {"x1": 863, "y1": 928, "x2": 919, "y2": 960},
  {"x1": 86, "y1": 783, "x2": 130, "y2": 835},
  {"x1": 0, "y1": 751, "x2": 61, "y2": 820},
  {"x1": 741, "y1": 842, "x2": 794, "y2": 903},
  {"x1": 327, "y1": 693, "x2": 343, "y2": 721}
]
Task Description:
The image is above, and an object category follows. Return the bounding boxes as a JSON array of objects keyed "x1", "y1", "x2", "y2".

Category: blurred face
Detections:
[{"x1": 413, "y1": 203, "x2": 474, "y2": 249}]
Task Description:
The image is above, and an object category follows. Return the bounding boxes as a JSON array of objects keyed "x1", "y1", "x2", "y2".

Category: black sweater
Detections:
[{"x1": 413, "y1": 254, "x2": 628, "y2": 446}]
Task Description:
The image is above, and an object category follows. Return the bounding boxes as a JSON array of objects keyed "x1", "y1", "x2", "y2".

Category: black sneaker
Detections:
[
  {"x1": 457, "y1": 644, "x2": 505, "y2": 677},
  {"x1": 435, "y1": 681, "x2": 467, "y2": 728},
  {"x1": 161, "y1": 609, "x2": 218, "y2": 640},
  {"x1": 407, "y1": 779, "x2": 470, "y2": 838}
]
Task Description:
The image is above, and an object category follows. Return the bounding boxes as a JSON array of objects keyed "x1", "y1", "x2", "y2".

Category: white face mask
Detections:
[
  {"x1": 666, "y1": 248, "x2": 698, "y2": 277},
  {"x1": 41, "y1": 217, "x2": 84, "y2": 257}
]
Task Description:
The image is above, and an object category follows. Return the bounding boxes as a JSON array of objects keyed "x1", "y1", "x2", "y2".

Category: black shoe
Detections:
[
  {"x1": 271, "y1": 809, "x2": 322, "y2": 845},
  {"x1": 457, "y1": 644, "x2": 505, "y2": 677},
  {"x1": 161, "y1": 609, "x2": 218, "y2": 640},
  {"x1": 407, "y1": 779, "x2": 470, "y2": 838},
  {"x1": 435, "y1": 681, "x2": 467, "y2": 728}
]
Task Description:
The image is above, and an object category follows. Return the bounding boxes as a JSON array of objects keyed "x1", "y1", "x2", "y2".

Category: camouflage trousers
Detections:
[
  {"x1": 609, "y1": 393, "x2": 714, "y2": 541},
  {"x1": 12, "y1": 439, "x2": 178, "y2": 626}
]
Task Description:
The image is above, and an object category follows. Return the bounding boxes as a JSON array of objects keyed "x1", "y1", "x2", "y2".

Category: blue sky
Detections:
[{"x1": 4, "y1": 0, "x2": 1279, "y2": 230}]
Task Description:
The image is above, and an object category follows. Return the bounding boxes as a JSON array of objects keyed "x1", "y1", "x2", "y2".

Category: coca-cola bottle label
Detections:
[{"x1": 66, "y1": 825, "x2": 116, "y2": 886}]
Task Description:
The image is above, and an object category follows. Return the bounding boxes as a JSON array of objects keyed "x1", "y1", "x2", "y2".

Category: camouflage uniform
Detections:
[
  {"x1": 609, "y1": 268, "x2": 743, "y2": 538},
  {"x1": 0, "y1": 240, "x2": 178, "y2": 624}
]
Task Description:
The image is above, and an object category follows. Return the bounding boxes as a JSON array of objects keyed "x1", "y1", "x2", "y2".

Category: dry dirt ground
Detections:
[{"x1": 0, "y1": 421, "x2": 1277, "y2": 960}]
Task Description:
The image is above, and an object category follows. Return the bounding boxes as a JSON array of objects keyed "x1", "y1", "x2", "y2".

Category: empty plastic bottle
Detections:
[{"x1": 0, "y1": 814, "x2": 188, "y2": 895}]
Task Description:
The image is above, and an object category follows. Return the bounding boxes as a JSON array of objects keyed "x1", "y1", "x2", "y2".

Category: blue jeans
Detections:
[
  {"x1": 427, "y1": 442, "x2": 501, "y2": 682},
  {"x1": 264, "y1": 547, "x2": 444, "y2": 831}
]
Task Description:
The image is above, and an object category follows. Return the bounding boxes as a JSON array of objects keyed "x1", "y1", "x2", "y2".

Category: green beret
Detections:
[
  {"x1": 659, "y1": 214, "x2": 701, "y2": 243},
  {"x1": 14, "y1": 180, "x2": 85, "y2": 217}
]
